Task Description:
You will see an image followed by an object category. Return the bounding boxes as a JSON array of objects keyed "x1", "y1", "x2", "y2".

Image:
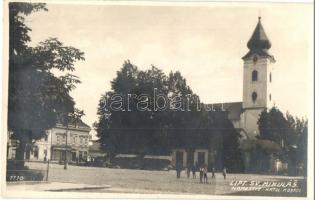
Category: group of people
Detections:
[{"x1": 176, "y1": 162, "x2": 227, "y2": 183}]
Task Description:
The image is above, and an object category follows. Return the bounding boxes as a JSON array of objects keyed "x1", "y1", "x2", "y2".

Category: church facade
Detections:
[{"x1": 171, "y1": 17, "x2": 276, "y2": 169}]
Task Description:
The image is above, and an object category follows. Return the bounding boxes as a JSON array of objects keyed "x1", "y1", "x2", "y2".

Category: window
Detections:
[
  {"x1": 80, "y1": 137, "x2": 83, "y2": 144},
  {"x1": 252, "y1": 92, "x2": 257, "y2": 102},
  {"x1": 252, "y1": 70, "x2": 258, "y2": 81},
  {"x1": 269, "y1": 94, "x2": 272, "y2": 101},
  {"x1": 85, "y1": 138, "x2": 88, "y2": 145},
  {"x1": 57, "y1": 135, "x2": 60, "y2": 144},
  {"x1": 11, "y1": 149, "x2": 16, "y2": 159},
  {"x1": 269, "y1": 72, "x2": 272, "y2": 82},
  {"x1": 79, "y1": 151, "x2": 83, "y2": 161},
  {"x1": 253, "y1": 56, "x2": 258, "y2": 64}
]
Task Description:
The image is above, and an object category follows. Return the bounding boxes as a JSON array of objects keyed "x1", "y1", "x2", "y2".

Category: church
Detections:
[{"x1": 171, "y1": 17, "x2": 276, "y2": 169}]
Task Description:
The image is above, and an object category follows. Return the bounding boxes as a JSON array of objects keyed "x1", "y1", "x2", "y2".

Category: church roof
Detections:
[
  {"x1": 207, "y1": 102, "x2": 243, "y2": 120},
  {"x1": 247, "y1": 17, "x2": 271, "y2": 50},
  {"x1": 225, "y1": 102, "x2": 243, "y2": 120},
  {"x1": 242, "y1": 17, "x2": 275, "y2": 60}
]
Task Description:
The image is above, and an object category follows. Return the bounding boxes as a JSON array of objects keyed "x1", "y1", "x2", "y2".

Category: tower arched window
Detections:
[
  {"x1": 252, "y1": 70, "x2": 258, "y2": 81},
  {"x1": 269, "y1": 72, "x2": 272, "y2": 82},
  {"x1": 253, "y1": 56, "x2": 258, "y2": 64},
  {"x1": 252, "y1": 92, "x2": 257, "y2": 103}
]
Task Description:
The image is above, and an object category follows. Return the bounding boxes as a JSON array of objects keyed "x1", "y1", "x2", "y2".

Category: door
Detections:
[
  {"x1": 198, "y1": 152, "x2": 205, "y2": 165},
  {"x1": 71, "y1": 152, "x2": 77, "y2": 162},
  {"x1": 187, "y1": 150, "x2": 194, "y2": 167},
  {"x1": 176, "y1": 151, "x2": 184, "y2": 166}
]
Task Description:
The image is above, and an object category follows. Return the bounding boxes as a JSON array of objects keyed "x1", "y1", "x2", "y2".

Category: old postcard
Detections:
[{"x1": 1, "y1": 0, "x2": 314, "y2": 199}]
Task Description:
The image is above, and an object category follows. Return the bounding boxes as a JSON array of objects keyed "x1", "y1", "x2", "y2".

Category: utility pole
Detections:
[{"x1": 64, "y1": 115, "x2": 69, "y2": 170}]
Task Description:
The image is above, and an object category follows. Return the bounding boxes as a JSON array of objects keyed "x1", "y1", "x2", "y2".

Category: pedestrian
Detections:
[
  {"x1": 199, "y1": 164, "x2": 203, "y2": 183},
  {"x1": 211, "y1": 167, "x2": 215, "y2": 179},
  {"x1": 186, "y1": 164, "x2": 191, "y2": 178},
  {"x1": 222, "y1": 167, "x2": 227, "y2": 180},
  {"x1": 192, "y1": 163, "x2": 196, "y2": 179},
  {"x1": 176, "y1": 162, "x2": 182, "y2": 178},
  {"x1": 203, "y1": 165, "x2": 208, "y2": 184}
]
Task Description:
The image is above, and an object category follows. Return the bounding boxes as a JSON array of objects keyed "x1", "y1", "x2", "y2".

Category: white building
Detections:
[{"x1": 8, "y1": 121, "x2": 91, "y2": 163}]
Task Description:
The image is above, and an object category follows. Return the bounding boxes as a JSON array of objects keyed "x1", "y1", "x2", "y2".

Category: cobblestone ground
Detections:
[{"x1": 36, "y1": 163, "x2": 306, "y2": 196}]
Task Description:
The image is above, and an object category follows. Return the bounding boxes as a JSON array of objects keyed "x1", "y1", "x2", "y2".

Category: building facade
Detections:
[
  {"x1": 7, "y1": 121, "x2": 91, "y2": 163},
  {"x1": 49, "y1": 122, "x2": 91, "y2": 163},
  {"x1": 172, "y1": 17, "x2": 276, "y2": 169}
]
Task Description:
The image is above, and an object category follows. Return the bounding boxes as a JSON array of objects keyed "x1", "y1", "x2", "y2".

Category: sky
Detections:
[{"x1": 24, "y1": 2, "x2": 313, "y2": 133}]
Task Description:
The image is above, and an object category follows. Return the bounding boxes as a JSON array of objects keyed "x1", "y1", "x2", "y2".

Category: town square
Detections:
[{"x1": 2, "y1": 1, "x2": 313, "y2": 199}]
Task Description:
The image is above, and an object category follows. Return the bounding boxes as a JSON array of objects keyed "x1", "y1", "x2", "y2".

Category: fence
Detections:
[{"x1": 6, "y1": 159, "x2": 50, "y2": 182}]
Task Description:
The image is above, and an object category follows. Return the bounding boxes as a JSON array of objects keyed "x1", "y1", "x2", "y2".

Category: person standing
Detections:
[
  {"x1": 186, "y1": 164, "x2": 191, "y2": 178},
  {"x1": 222, "y1": 167, "x2": 227, "y2": 180},
  {"x1": 211, "y1": 167, "x2": 216, "y2": 179},
  {"x1": 176, "y1": 162, "x2": 181, "y2": 178},
  {"x1": 192, "y1": 163, "x2": 196, "y2": 179},
  {"x1": 199, "y1": 164, "x2": 203, "y2": 183},
  {"x1": 203, "y1": 165, "x2": 208, "y2": 184}
]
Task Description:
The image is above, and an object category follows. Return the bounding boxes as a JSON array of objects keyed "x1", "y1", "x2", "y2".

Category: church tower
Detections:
[{"x1": 241, "y1": 17, "x2": 276, "y2": 138}]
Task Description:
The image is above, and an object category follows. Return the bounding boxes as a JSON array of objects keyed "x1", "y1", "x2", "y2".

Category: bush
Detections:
[
  {"x1": 111, "y1": 157, "x2": 170, "y2": 170},
  {"x1": 6, "y1": 160, "x2": 45, "y2": 182}
]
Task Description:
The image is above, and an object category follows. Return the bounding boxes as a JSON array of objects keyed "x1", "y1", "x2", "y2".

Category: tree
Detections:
[
  {"x1": 298, "y1": 125, "x2": 307, "y2": 177},
  {"x1": 219, "y1": 114, "x2": 244, "y2": 172},
  {"x1": 95, "y1": 62, "x2": 170, "y2": 158},
  {"x1": 9, "y1": 3, "x2": 47, "y2": 56},
  {"x1": 8, "y1": 3, "x2": 85, "y2": 161},
  {"x1": 257, "y1": 107, "x2": 289, "y2": 146},
  {"x1": 257, "y1": 106, "x2": 308, "y2": 175},
  {"x1": 95, "y1": 61, "x2": 244, "y2": 171}
]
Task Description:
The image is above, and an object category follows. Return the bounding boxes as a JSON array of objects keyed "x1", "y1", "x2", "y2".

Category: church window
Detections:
[
  {"x1": 252, "y1": 70, "x2": 258, "y2": 81},
  {"x1": 269, "y1": 72, "x2": 272, "y2": 82},
  {"x1": 252, "y1": 92, "x2": 257, "y2": 102},
  {"x1": 253, "y1": 56, "x2": 258, "y2": 64},
  {"x1": 269, "y1": 94, "x2": 271, "y2": 101}
]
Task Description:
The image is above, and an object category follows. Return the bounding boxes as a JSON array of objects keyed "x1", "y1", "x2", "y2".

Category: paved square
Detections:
[{"x1": 42, "y1": 163, "x2": 306, "y2": 196}]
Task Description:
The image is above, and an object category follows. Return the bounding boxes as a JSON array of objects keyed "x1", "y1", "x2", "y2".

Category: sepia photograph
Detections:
[{"x1": 1, "y1": 0, "x2": 314, "y2": 199}]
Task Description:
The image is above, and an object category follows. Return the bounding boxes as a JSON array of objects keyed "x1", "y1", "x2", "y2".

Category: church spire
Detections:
[
  {"x1": 242, "y1": 17, "x2": 274, "y2": 60},
  {"x1": 247, "y1": 17, "x2": 271, "y2": 50}
]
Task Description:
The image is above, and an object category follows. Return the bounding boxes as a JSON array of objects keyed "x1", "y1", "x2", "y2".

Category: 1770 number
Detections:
[{"x1": 9, "y1": 175, "x2": 25, "y2": 181}]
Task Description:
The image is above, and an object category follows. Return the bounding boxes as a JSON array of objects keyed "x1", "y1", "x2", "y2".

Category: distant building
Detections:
[
  {"x1": 85, "y1": 140, "x2": 108, "y2": 167},
  {"x1": 7, "y1": 120, "x2": 91, "y2": 163},
  {"x1": 88, "y1": 140, "x2": 106, "y2": 162},
  {"x1": 49, "y1": 121, "x2": 91, "y2": 163},
  {"x1": 172, "y1": 17, "x2": 276, "y2": 169},
  {"x1": 6, "y1": 131, "x2": 18, "y2": 159}
]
